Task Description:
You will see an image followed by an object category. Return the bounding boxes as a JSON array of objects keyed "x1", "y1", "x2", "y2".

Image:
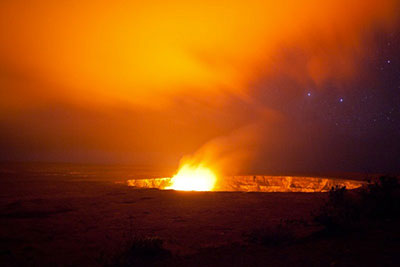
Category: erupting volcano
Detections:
[
  {"x1": 127, "y1": 163, "x2": 365, "y2": 193},
  {"x1": 165, "y1": 164, "x2": 217, "y2": 191},
  {"x1": 1, "y1": 0, "x2": 399, "y2": 265}
]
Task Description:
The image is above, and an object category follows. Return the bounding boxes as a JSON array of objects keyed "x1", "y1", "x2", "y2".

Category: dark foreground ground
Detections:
[{"x1": 0, "y1": 163, "x2": 399, "y2": 266}]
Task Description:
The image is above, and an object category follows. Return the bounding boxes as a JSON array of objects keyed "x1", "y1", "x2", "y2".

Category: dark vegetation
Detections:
[
  {"x1": 246, "y1": 176, "x2": 400, "y2": 247},
  {"x1": 315, "y1": 175, "x2": 400, "y2": 234},
  {"x1": 106, "y1": 235, "x2": 170, "y2": 266},
  {"x1": 101, "y1": 218, "x2": 170, "y2": 266},
  {"x1": 105, "y1": 176, "x2": 400, "y2": 266},
  {"x1": 161, "y1": 177, "x2": 400, "y2": 266},
  {"x1": 247, "y1": 223, "x2": 293, "y2": 246},
  {"x1": 2, "y1": 163, "x2": 400, "y2": 267},
  {"x1": 246, "y1": 220, "x2": 299, "y2": 246}
]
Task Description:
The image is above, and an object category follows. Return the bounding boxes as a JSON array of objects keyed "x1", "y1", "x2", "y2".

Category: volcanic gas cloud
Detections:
[{"x1": 0, "y1": 0, "x2": 399, "y2": 176}]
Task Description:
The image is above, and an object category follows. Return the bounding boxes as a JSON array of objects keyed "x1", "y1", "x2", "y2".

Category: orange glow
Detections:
[
  {"x1": 166, "y1": 163, "x2": 217, "y2": 191},
  {"x1": 0, "y1": 0, "x2": 398, "y2": 109},
  {"x1": 0, "y1": 0, "x2": 399, "y2": 169}
]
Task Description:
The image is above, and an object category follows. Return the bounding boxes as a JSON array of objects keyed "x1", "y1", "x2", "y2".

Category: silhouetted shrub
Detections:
[
  {"x1": 314, "y1": 176, "x2": 400, "y2": 234},
  {"x1": 247, "y1": 222, "x2": 295, "y2": 246},
  {"x1": 314, "y1": 185, "x2": 360, "y2": 233},
  {"x1": 361, "y1": 176, "x2": 400, "y2": 220},
  {"x1": 106, "y1": 236, "x2": 170, "y2": 266}
]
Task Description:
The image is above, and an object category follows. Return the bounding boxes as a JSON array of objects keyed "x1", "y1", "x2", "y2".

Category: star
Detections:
[
  {"x1": 307, "y1": 92, "x2": 311, "y2": 96},
  {"x1": 339, "y1": 98, "x2": 344, "y2": 103},
  {"x1": 387, "y1": 60, "x2": 391, "y2": 64}
]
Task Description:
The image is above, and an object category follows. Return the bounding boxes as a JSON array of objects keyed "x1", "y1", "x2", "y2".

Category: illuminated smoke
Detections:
[{"x1": 0, "y1": 0, "x2": 398, "y2": 169}]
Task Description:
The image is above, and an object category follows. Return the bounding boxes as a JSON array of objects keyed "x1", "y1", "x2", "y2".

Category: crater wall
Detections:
[{"x1": 127, "y1": 175, "x2": 365, "y2": 192}]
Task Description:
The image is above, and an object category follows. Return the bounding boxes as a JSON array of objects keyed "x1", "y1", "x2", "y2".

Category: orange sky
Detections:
[
  {"x1": 0, "y1": 0, "x2": 399, "y2": 172},
  {"x1": 1, "y1": 0, "x2": 397, "y2": 106}
]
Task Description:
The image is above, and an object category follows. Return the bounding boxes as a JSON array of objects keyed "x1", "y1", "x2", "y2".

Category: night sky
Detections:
[
  {"x1": 0, "y1": 1, "x2": 399, "y2": 175},
  {"x1": 249, "y1": 29, "x2": 400, "y2": 173}
]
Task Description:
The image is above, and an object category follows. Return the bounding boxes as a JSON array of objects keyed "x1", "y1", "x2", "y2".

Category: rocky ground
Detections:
[{"x1": 0, "y1": 164, "x2": 398, "y2": 266}]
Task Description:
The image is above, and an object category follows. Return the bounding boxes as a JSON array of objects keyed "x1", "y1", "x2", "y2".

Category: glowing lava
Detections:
[{"x1": 166, "y1": 164, "x2": 217, "y2": 191}]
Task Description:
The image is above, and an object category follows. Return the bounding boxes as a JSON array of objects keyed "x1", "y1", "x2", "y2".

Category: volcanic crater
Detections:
[{"x1": 127, "y1": 175, "x2": 364, "y2": 192}]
